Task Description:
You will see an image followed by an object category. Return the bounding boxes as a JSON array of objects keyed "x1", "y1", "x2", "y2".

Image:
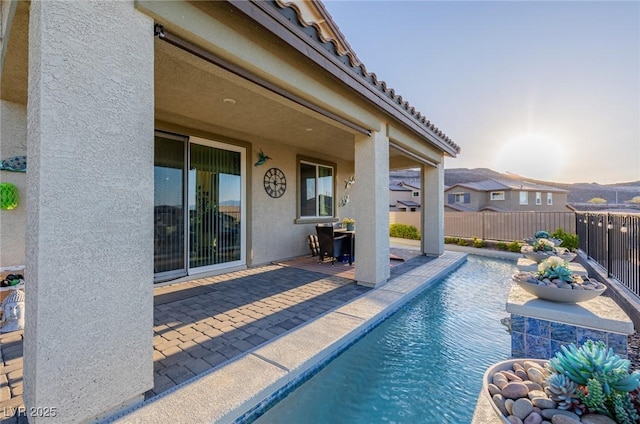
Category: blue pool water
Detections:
[{"x1": 253, "y1": 255, "x2": 516, "y2": 424}]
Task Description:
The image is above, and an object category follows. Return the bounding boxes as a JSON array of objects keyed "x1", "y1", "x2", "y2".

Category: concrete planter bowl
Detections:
[
  {"x1": 521, "y1": 251, "x2": 577, "y2": 263},
  {"x1": 513, "y1": 278, "x2": 606, "y2": 303},
  {"x1": 482, "y1": 358, "x2": 547, "y2": 424}
]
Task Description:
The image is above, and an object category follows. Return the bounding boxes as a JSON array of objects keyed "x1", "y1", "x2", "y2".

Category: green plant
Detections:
[
  {"x1": 389, "y1": 224, "x2": 420, "y2": 240},
  {"x1": 534, "y1": 230, "x2": 551, "y2": 239},
  {"x1": 496, "y1": 242, "x2": 508, "y2": 251},
  {"x1": 456, "y1": 238, "x2": 469, "y2": 246},
  {"x1": 538, "y1": 256, "x2": 574, "y2": 283},
  {"x1": 546, "y1": 373, "x2": 583, "y2": 413},
  {"x1": 444, "y1": 237, "x2": 459, "y2": 244},
  {"x1": 506, "y1": 241, "x2": 522, "y2": 252},
  {"x1": 551, "y1": 228, "x2": 579, "y2": 252},
  {"x1": 473, "y1": 237, "x2": 487, "y2": 248},
  {"x1": 588, "y1": 197, "x2": 607, "y2": 204},
  {"x1": 532, "y1": 238, "x2": 556, "y2": 252},
  {"x1": 342, "y1": 217, "x2": 355, "y2": 225},
  {"x1": 547, "y1": 340, "x2": 640, "y2": 423}
]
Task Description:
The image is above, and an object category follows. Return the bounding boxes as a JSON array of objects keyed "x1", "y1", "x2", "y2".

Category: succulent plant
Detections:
[
  {"x1": 534, "y1": 230, "x2": 551, "y2": 239},
  {"x1": 545, "y1": 373, "x2": 584, "y2": 414},
  {"x1": 547, "y1": 340, "x2": 640, "y2": 423},
  {"x1": 538, "y1": 257, "x2": 574, "y2": 283}
]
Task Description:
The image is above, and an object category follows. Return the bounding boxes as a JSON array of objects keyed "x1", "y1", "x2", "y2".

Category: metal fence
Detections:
[
  {"x1": 576, "y1": 211, "x2": 640, "y2": 298},
  {"x1": 444, "y1": 211, "x2": 576, "y2": 241}
]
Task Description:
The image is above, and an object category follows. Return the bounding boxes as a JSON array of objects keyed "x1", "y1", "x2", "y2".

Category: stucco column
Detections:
[
  {"x1": 353, "y1": 128, "x2": 390, "y2": 287},
  {"x1": 25, "y1": 2, "x2": 154, "y2": 422},
  {"x1": 421, "y1": 162, "x2": 444, "y2": 256}
]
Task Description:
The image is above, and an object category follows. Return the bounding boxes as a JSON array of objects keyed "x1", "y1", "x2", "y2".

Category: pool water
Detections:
[{"x1": 253, "y1": 255, "x2": 515, "y2": 424}]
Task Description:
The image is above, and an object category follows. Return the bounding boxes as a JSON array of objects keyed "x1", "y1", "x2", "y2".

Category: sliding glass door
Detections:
[
  {"x1": 154, "y1": 132, "x2": 245, "y2": 282},
  {"x1": 188, "y1": 138, "x2": 244, "y2": 271}
]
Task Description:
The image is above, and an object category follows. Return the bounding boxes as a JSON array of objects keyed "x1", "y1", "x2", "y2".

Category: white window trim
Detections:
[
  {"x1": 519, "y1": 191, "x2": 528, "y2": 205},
  {"x1": 454, "y1": 192, "x2": 465, "y2": 203},
  {"x1": 535, "y1": 192, "x2": 542, "y2": 205},
  {"x1": 547, "y1": 193, "x2": 553, "y2": 205},
  {"x1": 490, "y1": 191, "x2": 505, "y2": 201}
]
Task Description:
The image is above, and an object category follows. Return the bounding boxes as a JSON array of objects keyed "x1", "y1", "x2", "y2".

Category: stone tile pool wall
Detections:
[{"x1": 510, "y1": 314, "x2": 629, "y2": 359}]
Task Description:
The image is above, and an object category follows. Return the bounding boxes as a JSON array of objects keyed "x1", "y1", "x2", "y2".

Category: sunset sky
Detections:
[{"x1": 323, "y1": 1, "x2": 640, "y2": 184}]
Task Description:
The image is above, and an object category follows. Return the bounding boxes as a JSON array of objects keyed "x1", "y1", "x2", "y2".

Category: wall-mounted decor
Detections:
[
  {"x1": 254, "y1": 150, "x2": 272, "y2": 166},
  {"x1": 0, "y1": 183, "x2": 18, "y2": 210},
  {"x1": 0, "y1": 156, "x2": 26, "y2": 172},
  {"x1": 263, "y1": 167, "x2": 286, "y2": 198},
  {"x1": 339, "y1": 175, "x2": 355, "y2": 207}
]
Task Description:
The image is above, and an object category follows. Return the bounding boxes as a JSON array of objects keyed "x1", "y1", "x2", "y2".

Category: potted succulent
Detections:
[
  {"x1": 482, "y1": 340, "x2": 640, "y2": 424},
  {"x1": 521, "y1": 230, "x2": 576, "y2": 263},
  {"x1": 512, "y1": 256, "x2": 606, "y2": 303},
  {"x1": 342, "y1": 217, "x2": 355, "y2": 231}
]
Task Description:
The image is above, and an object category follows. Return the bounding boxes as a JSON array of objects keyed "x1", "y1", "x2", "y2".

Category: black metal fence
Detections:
[{"x1": 576, "y1": 211, "x2": 640, "y2": 298}]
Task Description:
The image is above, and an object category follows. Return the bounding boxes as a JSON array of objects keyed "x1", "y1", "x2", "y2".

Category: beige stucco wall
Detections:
[
  {"x1": 250, "y1": 140, "x2": 356, "y2": 265},
  {"x1": 0, "y1": 100, "x2": 26, "y2": 267},
  {"x1": 24, "y1": 1, "x2": 154, "y2": 422}
]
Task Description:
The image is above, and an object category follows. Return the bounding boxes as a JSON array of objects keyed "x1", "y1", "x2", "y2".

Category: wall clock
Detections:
[{"x1": 263, "y1": 167, "x2": 286, "y2": 198}]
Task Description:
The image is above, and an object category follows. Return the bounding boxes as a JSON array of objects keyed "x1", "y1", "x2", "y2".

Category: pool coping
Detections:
[{"x1": 107, "y1": 251, "x2": 468, "y2": 424}]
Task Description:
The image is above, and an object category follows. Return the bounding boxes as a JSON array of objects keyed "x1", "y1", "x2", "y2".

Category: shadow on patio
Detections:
[{"x1": 0, "y1": 248, "x2": 427, "y2": 420}]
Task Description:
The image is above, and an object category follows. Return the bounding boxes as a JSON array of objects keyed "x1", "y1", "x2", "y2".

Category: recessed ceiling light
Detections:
[
  {"x1": 305, "y1": 128, "x2": 313, "y2": 132},
  {"x1": 223, "y1": 98, "x2": 236, "y2": 104}
]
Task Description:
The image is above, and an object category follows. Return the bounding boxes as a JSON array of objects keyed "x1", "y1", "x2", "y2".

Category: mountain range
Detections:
[{"x1": 390, "y1": 168, "x2": 640, "y2": 206}]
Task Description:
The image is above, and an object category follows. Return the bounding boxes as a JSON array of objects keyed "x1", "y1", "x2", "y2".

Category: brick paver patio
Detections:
[{"x1": 0, "y1": 248, "x2": 425, "y2": 422}]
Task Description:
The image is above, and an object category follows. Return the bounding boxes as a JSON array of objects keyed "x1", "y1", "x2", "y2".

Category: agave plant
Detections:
[{"x1": 547, "y1": 340, "x2": 640, "y2": 423}]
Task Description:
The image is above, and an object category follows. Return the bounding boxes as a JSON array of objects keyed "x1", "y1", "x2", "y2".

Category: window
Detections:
[
  {"x1": 519, "y1": 191, "x2": 528, "y2": 205},
  {"x1": 490, "y1": 191, "x2": 505, "y2": 201},
  {"x1": 412, "y1": 191, "x2": 420, "y2": 198},
  {"x1": 536, "y1": 192, "x2": 542, "y2": 205},
  {"x1": 547, "y1": 193, "x2": 553, "y2": 205},
  {"x1": 448, "y1": 192, "x2": 470, "y2": 204},
  {"x1": 299, "y1": 160, "x2": 334, "y2": 218},
  {"x1": 454, "y1": 193, "x2": 465, "y2": 203}
]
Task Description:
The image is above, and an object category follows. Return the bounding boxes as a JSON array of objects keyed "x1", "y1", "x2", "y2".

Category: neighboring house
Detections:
[
  {"x1": 444, "y1": 179, "x2": 569, "y2": 212},
  {"x1": 389, "y1": 182, "x2": 421, "y2": 212},
  {"x1": 0, "y1": 0, "x2": 459, "y2": 421}
]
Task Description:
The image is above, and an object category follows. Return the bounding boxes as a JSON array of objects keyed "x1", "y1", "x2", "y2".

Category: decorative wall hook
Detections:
[{"x1": 339, "y1": 176, "x2": 355, "y2": 207}]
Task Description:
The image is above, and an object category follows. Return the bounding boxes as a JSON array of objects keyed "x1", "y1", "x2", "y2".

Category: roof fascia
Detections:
[{"x1": 226, "y1": 0, "x2": 459, "y2": 157}]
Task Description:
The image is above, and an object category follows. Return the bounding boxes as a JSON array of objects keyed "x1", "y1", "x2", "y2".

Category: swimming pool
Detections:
[{"x1": 252, "y1": 255, "x2": 515, "y2": 423}]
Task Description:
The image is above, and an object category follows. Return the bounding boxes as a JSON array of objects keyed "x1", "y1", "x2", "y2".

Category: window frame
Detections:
[
  {"x1": 295, "y1": 156, "x2": 337, "y2": 223},
  {"x1": 490, "y1": 191, "x2": 505, "y2": 201},
  {"x1": 412, "y1": 191, "x2": 420, "y2": 198},
  {"x1": 535, "y1": 192, "x2": 542, "y2": 205},
  {"x1": 454, "y1": 193, "x2": 465, "y2": 203},
  {"x1": 519, "y1": 191, "x2": 528, "y2": 205},
  {"x1": 547, "y1": 192, "x2": 553, "y2": 205}
]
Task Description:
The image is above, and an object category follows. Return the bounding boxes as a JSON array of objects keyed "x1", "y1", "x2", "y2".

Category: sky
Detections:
[{"x1": 322, "y1": 1, "x2": 640, "y2": 184}]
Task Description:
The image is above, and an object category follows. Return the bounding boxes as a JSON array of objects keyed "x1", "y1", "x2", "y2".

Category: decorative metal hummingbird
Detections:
[{"x1": 254, "y1": 150, "x2": 272, "y2": 166}]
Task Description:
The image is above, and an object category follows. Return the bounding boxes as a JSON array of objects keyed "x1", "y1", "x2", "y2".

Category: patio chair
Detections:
[
  {"x1": 308, "y1": 234, "x2": 319, "y2": 257},
  {"x1": 315, "y1": 224, "x2": 347, "y2": 265}
]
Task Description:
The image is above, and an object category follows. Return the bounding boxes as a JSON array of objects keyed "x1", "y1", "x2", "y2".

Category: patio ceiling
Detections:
[
  {"x1": 155, "y1": 40, "x2": 422, "y2": 168},
  {"x1": 0, "y1": 2, "x2": 425, "y2": 169},
  {"x1": 155, "y1": 39, "x2": 359, "y2": 160}
]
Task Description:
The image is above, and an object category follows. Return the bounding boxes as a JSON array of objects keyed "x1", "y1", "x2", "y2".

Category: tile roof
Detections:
[
  {"x1": 390, "y1": 184, "x2": 412, "y2": 192},
  {"x1": 268, "y1": 0, "x2": 460, "y2": 155},
  {"x1": 398, "y1": 200, "x2": 421, "y2": 207},
  {"x1": 447, "y1": 178, "x2": 568, "y2": 193}
]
